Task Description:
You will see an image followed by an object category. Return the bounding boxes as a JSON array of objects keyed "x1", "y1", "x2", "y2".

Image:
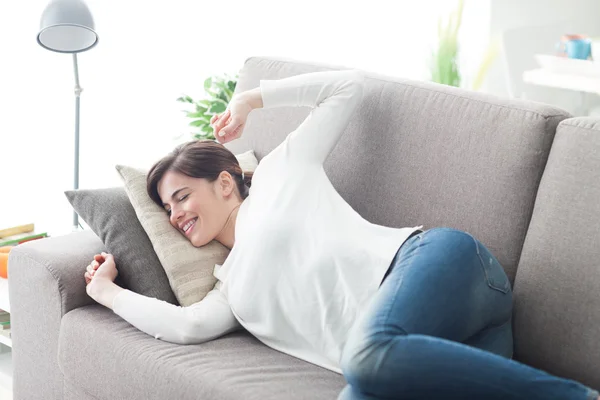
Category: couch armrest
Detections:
[
  {"x1": 9, "y1": 230, "x2": 105, "y2": 400},
  {"x1": 10, "y1": 229, "x2": 105, "y2": 313},
  {"x1": 514, "y1": 117, "x2": 600, "y2": 391}
]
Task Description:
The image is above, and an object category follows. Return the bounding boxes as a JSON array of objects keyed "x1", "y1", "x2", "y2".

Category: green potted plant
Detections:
[
  {"x1": 430, "y1": 0, "x2": 499, "y2": 91},
  {"x1": 430, "y1": 0, "x2": 464, "y2": 88},
  {"x1": 177, "y1": 73, "x2": 238, "y2": 140}
]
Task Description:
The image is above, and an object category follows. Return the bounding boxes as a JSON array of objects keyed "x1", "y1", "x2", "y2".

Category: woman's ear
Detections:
[{"x1": 218, "y1": 171, "x2": 235, "y2": 197}]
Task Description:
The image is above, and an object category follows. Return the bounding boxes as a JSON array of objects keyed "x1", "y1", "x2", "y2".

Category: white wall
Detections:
[
  {"x1": 487, "y1": 0, "x2": 600, "y2": 110},
  {"x1": 0, "y1": 0, "x2": 489, "y2": 235}
]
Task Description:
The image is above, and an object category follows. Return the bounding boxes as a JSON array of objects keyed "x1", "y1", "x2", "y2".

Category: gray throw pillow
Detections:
[{"x1": 65, "y1": 187, "x2": 179, "y2": 305}]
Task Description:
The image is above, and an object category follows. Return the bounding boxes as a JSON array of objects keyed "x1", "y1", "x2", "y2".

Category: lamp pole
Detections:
[{"x1": 72, "y1": 53, "x2": 82, "y2": 229}]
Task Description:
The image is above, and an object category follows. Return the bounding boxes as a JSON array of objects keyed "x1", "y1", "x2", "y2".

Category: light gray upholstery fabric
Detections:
[
  {"x1": 513, "y1": 117, "x2": 600, "y2": 390},
  {"x1": 59, "y1": 306, "x2": 346, "y2": 400},
  {"x1": 65, "y1": 187, "x2": 178, "y2": 304},
  {"x1": 226, "y1": 56, "x2": 571, "y2": 283},
  {"x1": 64, "y1": 380, "x2": 96, "y2": 400},
  {"x1": 9, "y1": 230, "x2": 104, "y2": 400}
]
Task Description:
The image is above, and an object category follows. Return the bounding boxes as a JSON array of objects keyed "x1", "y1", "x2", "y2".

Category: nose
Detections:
[{"x1": 170, "y1": 206, "x2": 185, "y2": 228}]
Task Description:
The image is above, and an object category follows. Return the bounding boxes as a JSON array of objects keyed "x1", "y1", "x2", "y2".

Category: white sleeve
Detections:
[
  {"x1": 259, "y1": 69, "x2": 365, "y2": 166},
  {"x1": 112, "y1": 288, "x2": 241, "y2": 345}
]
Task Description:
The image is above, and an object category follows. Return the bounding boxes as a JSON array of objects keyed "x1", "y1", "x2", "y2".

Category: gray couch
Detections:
[{"x1": 9, "y1": 56, "x2": 600, "y2": 399}]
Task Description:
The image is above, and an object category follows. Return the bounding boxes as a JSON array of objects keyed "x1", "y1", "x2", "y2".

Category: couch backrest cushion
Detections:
[
  {"x1": 225, "y1": 56, "x2": 571, "y2": 282},
  {"x1": 513, "y1": 117, "x2": 600, "y2": 390}
]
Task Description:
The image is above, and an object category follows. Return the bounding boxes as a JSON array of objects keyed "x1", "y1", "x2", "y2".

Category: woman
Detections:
[{"x1": 84, "y1": 70, "x2": 599, "y2": 400}]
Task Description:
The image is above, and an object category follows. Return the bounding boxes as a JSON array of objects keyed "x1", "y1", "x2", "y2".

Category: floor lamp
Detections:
[{"x1": 37, "y1": 0, "x2": 98, "y2": 231}]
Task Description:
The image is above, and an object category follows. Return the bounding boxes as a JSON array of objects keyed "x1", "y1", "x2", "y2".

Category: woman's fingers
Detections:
[
  {"x1": 219, "y1": 117, "x2": 240, "y2": 138},
  {"x1": 102, "y1": 253, "x2": 114, "y2": 264},
  {"x1": 220, "y1": 122, "x2": 244, "y2": 144},
  {"x1": 212, "y1": 110, "x2": 243, "y2": 144},
  {"x1": 86, "y1": 252, "x2": 110, "y2": 283},
  {"x1": 211, "y1": 111, "x2": 227, "y2": 125},
  {"x1": 212, "y1": 110, "x2": 231, "y2": 136},
  {"x1": 84, "y1": 271, "x2": 93, "y2": 286}
]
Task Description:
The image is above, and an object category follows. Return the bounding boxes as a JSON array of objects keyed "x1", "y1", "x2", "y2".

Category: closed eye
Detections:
[{"x1": 165, "y1": 194, "x2": 189, "y2": 216}]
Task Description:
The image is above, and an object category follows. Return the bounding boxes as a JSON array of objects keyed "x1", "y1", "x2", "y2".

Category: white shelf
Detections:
[
  {"x1": 0, "y1": 278, "x2": 10, "y2": 348},
  {"x1": 0, "y1": 385, "x2": 11, "y2": 400},
  {"x1": 523, "y1": 68, "x2": 600, "y2": 94},
  {"x1": 0, "y1": 278, "x2": 12, "y2": 399},
  {"x1": 0, "y1": 350, "x2": 11, "y2": 395}
]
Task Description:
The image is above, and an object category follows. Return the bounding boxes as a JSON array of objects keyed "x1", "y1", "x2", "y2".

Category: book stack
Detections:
[
  {"x1": 0, "y1": 223, "x2": 48, "y2": 247},
  {"x1": 0, "y1": 223, "x2": 48, "y2": 279},
  {"x1": 0, "y1": 311, "x2": 9, "y2": 339}
]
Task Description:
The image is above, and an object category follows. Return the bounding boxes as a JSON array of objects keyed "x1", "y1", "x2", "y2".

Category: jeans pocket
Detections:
[{"x1": 474, "y1": 239, "x2": 511, "y2": 294}]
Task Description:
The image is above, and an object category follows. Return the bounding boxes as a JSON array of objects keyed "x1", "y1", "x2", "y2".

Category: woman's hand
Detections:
[
  {"x1": 211, "y1": 88, "x2": 263, "y2": 145},
  {"x1": 85, "y1": 252, "x2": 119, "y2": 298},
  {"x1": 211, "y1": 95, "x2": 253, "y2": 144}
]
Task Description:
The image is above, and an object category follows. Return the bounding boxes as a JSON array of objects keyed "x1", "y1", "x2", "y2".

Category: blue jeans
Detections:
[{"x1": 339, "y1": 227, "x2": 599, "y2": 400}]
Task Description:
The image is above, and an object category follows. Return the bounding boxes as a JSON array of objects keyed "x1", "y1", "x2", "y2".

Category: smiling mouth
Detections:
[{"x1": 183, "y1": 218, "x2": 197, "y2": 236}]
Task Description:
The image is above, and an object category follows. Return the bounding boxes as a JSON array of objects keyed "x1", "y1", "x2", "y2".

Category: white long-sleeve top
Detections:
[{"x1": 113, "y1": 69, "x2": 423, "y2": 374}]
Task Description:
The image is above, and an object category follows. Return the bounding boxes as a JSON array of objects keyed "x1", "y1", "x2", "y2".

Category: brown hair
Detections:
[{"x1": 146, "y1": 140, "x2": 254, "y2": 208}]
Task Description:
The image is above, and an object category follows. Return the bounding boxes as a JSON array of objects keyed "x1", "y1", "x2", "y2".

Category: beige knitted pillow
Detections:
[{"x1": 115, "y1": 149, "x2": 259, "y2": 306}]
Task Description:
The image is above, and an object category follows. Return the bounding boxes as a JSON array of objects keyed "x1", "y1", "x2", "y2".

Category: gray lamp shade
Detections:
[{"x1": 37, "y1": 0, "x2": 98, "y2": 53}]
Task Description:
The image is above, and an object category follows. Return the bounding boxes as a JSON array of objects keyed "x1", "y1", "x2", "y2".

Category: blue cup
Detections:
[
  {"x1": 557, "y1": 37, "x2": 591, "y2": 60},
  {"x1": 567, "y1": 39, "x2": 591, "y2": 59}
]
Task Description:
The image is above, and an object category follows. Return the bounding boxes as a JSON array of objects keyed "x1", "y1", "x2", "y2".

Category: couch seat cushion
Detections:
[{"x1": 59, "y1": 305, "x2": 346, "y2": 400}]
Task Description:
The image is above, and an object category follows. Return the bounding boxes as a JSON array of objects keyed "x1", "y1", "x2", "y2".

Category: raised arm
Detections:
[
  {"x1": 213, "y1": 69, "x2": 365, "y2": 166},
  {"x1": 260, "y1": 69, "x2": 365, "y2": 166}
]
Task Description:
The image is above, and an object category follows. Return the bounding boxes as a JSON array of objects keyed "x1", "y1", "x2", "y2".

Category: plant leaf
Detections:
[
  {"x1": 430, "y1": 1, "x2": 462, "y2": 88},
  {"x1": 186, "y1": 111, "x2": 209, "y2": 119},
  {"x1": 176, "y1": 95, "x2": 194, "y2": 103},
  {"x1": 204, "y1": 77, "x2": 212, "y2": 91},
  {"x1": 214, "y1": 80, "x2": 228, "y2": 91},
  {"x1": 209, "y1": 102, "x2": 227, "y2": 114},
  {"x1": 220, "y1": 89, "x2": 232, "y2": 102},
  {"x1": 205, "y1": 87, "x2": 218, "y2": 96},
  {"x1": 189, "y1": 119, "x2": 207, "y2": 127},
  {"x1": 194, "y1": 104, "x2": 208, "y2": 114},
  {"x1": 452, "y1": 0, "x2": 465, "y2": 38},
  {"x1": 217, "y1": 91, "x2": 228, "y2": 102}
]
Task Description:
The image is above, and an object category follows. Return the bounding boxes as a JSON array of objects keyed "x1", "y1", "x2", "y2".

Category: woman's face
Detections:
[{"x1": 157, "y1": 170, "x2": 237, "y2": 247}]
